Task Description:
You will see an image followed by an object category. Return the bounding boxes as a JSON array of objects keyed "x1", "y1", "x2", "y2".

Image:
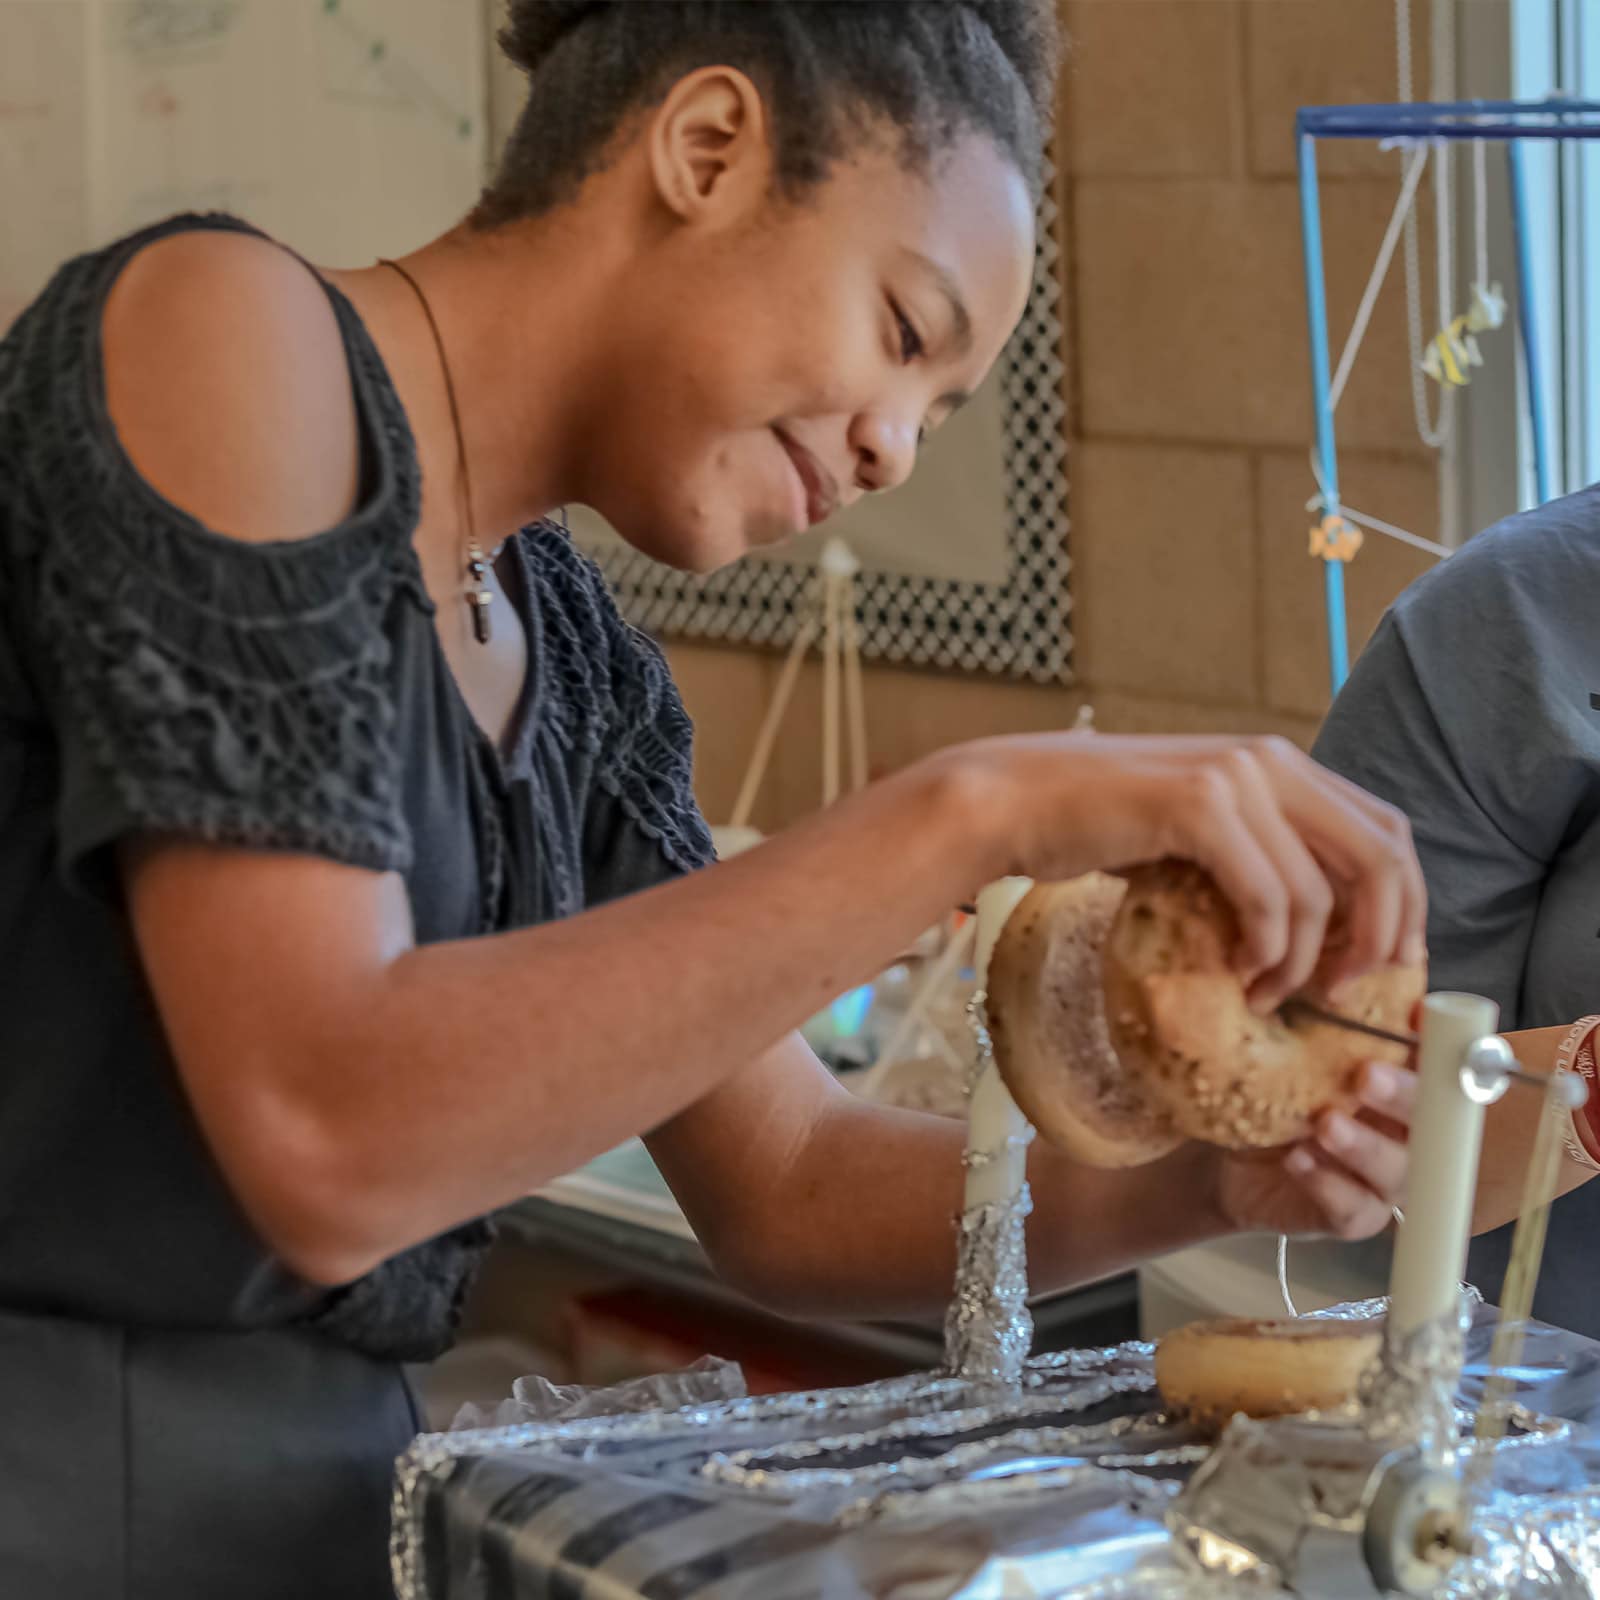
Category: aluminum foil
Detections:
[
  {"x1": 393, "y1": 1299, "x2": 1600, "y2": 1600},
  {"x1": 941, "y1": 1185, "x2": 1034, "y2": 1388},
  {"x1": 941, "y1": 989, "x2": 1036, "y2": 1387},
  {"x1": 1362, "y1": 1290, "x2": 1475, "y2": 1463}
]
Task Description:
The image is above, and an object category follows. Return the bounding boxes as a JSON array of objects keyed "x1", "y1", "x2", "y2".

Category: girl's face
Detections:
[{"x1": 573, "y1": 78, "x2": 1038, "y2": 573}]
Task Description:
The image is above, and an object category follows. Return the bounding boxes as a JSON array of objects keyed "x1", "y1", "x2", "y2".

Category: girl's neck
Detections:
[{"x1": 324, "y1": 212, "x2": 617, "y2": 547}]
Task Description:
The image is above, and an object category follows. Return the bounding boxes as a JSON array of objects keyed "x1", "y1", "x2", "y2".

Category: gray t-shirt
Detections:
[{"x1": 1314, "y1": 483, "x2": 1600, "y2": 1334}]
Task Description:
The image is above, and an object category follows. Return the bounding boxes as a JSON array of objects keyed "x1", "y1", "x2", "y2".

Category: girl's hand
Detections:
[
  {"x1": 1208, "y1": 1059, "x2": 1417, "y2": 1241},
  {"x1": 943, "y1": 731, "x2": 1426, "y2": 1013}
]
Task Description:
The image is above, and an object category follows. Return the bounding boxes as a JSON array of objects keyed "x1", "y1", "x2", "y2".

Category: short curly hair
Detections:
[{"x1": 477, "y1": 0, "x2": 1061, "y2": 225}]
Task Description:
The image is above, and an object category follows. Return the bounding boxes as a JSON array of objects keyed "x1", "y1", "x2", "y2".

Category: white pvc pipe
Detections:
[
  {"x1": 964, "y1": 879, "x2": 1035, "y2": 1212},
  {"x1": 1388, "y1": 991, "x2": 1499, "y2": 1340}
]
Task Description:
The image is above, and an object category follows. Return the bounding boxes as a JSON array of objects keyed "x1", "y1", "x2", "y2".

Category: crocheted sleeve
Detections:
[{"x1": 0, "y1": 219, "x2": 422, "y2": 896}]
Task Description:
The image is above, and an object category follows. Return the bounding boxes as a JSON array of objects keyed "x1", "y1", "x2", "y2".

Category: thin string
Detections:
[
  {"x1": 1434, "y1": 135, "x2": 1454, "y2": 350},
  {"x1": 1474, "y1": 135, "x2": 1490, "y2": 290},
  {"x1": 1339, "y1": 503, "x2": 1452, "y2": 560},
  {"x1": 1396, "y1": 0, "x2": 1450, "y2": 450},
  {"x1": 1329, "y1": 143, "x2": 1431, "y2": 413},
  {"x1": 1277, "y1": 1234, "x2": 1301, "y2": 1317},
  {"x1": 379, "y1": 257, "x2": 481, "y2": 560}
]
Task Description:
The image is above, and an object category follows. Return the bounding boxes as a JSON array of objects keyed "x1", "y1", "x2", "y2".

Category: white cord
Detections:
[
  {"x1": 1403, "y1": 213, "x2": 1446, "y2": 448},
  {"x1": 1404, "y1": 206, "x2": 1452, "y2": 450},
  {"x1": 1473, "y1": 135, "x2": 1489, "y2": 290},
  {"x1": 1278, "y1": 1207, "x2": 1406, "y2": 1322},
  {"x1": 1395, "y1": 0, "x2": 1452, "y2": 451},
  {"x1": 1340, "y1": 504, "x2": 1454, "y2": 560},
  {"x1": 1396, "y1": 0, "x2": 1412, "y2": 101},
  {"x1": 1435, "y1": 134, "x2": 1454, "y2": 334},
  {"x1": 1307, "y1": 437, "x2": 1451, "y2": 561},
  {"x1": 1431, "y1": 0, "x2": 1456, "y2": 108},
  {"x1": 1277, "y1": 1235, "x2": 1301, "y2": 1317},
  {"x1": 1330, "y1": 144, "x2": 1432, "y2": 412}
]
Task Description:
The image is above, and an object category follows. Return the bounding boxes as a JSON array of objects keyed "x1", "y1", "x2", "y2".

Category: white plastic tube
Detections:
[
  {"x1": 964, "y1": 878, "x2": 1035, "y2": 1211},
  {"x1": 1388, "y1": 991, "x2": 1499, "y2": 1340}
]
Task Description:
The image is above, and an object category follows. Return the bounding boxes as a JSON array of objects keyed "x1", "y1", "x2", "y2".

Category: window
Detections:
[{"x1": 1511, "y1": 0, "x2": 1600, "y2": 503}]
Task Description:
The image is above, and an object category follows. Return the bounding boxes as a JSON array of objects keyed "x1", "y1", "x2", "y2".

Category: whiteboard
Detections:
[
  {"x1": 0, "y1": 0, "x2": 487, "y2": 330},
  {"x1": 0, "y1": 2, "x2": 1071, "y2": 676}
]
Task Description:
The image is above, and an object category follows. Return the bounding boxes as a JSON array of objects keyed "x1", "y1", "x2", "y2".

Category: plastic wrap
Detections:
[{"x1": 447, "y1": 1355, "x2": 748, "y2": 1432}]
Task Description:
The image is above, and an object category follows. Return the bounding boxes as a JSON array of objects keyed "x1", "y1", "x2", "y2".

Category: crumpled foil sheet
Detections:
[{"x1": 392, "y1": 1299, "x2": 1600, "y2": 1600}]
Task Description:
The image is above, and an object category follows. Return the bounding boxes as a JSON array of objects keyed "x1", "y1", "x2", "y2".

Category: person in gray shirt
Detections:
[{"x1": 1315, "y1": 484, "x2": 1600, "y2": 1334}]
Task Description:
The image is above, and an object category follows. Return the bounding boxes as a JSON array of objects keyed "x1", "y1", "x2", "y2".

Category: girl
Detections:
[{"x1": 0, "y1": 4, "x2": 1420, "y2": 1595}]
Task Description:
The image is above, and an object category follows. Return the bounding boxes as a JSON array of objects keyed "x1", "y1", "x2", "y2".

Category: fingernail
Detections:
[
  {"x1": 1319, "y1": 1114, "x2": 1354, "y2": 1153},
  {"x1": 1364, "y1": 1062, "x2": 1396, "y2": 1102},
  {"x1": 1403, "y1": 935, "x2": 1427, "y2": 967},
  {"x1": 1286, "y1": 1149, "x2": 1315, "y2": 1177}
]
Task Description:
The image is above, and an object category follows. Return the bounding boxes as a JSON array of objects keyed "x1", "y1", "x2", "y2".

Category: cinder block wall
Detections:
[{"x1": 492, "y1": 1, "x2": 1446, "y2": 833}]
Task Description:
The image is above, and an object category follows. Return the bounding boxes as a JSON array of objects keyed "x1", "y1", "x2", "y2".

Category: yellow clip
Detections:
[{"x1": 1309, "y1": 514, "x2": 1364, "y2": 563}]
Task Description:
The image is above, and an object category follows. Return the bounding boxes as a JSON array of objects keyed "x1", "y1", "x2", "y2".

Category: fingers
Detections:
[
  {"x1": 1312, "y1": 1109, "x2": 1407, "y2": 1210},
  {"x1": 1250, "y1": 743, "x2": 1427, "y2": 980},
  {"x1": 1284, "y1": 1139, "x2": 1398, "y2": 1241},
  {"x1": 1215, "y1": 750, "x2": 1335, "y2": 1011},
  {"x1": 1042, "y1": 733, "x2": 1425, "y2": 993},
  {"x1": 1279, "y1": 1061, "x2": 1413, "y2": 1241},
  {"x1": 1166, "y1": 753, "x2": 1334, "y2": 1008},
  {"x1": 1356, "y1": 1058, "x2": 1416, "y2": 1130},
  {"x1": 1165, "y1": 763, "x2": 1294, "y2": 983}
]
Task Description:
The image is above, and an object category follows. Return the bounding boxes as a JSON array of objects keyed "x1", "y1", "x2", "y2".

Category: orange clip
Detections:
[{"x1": 1309, "y1": 514, "x2": 1364, "y2": 563}]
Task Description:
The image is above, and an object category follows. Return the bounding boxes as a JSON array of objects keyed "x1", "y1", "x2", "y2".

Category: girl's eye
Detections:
[{"x1": 892, "y1": 302, "x2": 924, "y2": 364}]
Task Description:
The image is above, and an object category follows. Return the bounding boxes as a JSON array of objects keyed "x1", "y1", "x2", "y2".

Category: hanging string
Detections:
[
  {"x1": 1434, "y1": 134, "x2": 1454, "y2": 345},
  {"x1": 1395, "y1": 0, "x2": 1413, "y2": 100},
  {"x1": 1300, "y1": 1, "x2": 1458, "y2": 570},
  {"x1": 1403, "y1": 197, "x2": 1447, "y2": 447},
  {"x1": 1307, "y1": 444, "x2": 1453, "y2": 563},
  {"x1": 1339, "y1": 504, "x2": 1453, "y2": 560},
  {"x1": 1277, "y1": 1234, "x2": 1301, "y2": 1318},
  {"x1": 1330, "y1": 144, "x2": 1432, "y2": 413},
  {"x1": 1396, "y1": 0, "x2": 1451, "y2": 450},
  {"x1": 1474, "y1": 135, "x2": 1490, "y2": 290},
  {"x1": 1309, "y1": 144, "x2": 1450, "y2": 563}
]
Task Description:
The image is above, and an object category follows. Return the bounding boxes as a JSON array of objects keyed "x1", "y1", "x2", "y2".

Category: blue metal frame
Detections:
[{"x1": 1296, "y1": 98, "x2": 1600, "y2": 694}]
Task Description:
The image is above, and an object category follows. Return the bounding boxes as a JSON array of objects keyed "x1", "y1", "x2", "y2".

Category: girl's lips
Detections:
[{"x1": 774, "y1": 428, "x2": 839, "y2": 528}]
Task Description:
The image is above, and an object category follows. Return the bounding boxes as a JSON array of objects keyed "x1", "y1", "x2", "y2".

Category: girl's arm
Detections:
[
  {"x1": 648, "y1": 1033, "x2": 1411, "y2": 1321},
  {"x1": 113, "y1": 230, "x2": 1426, "y2": 1286},
  {"x1": 1472, "y1": 1024, "x2": 1600, "y2": 1235}
]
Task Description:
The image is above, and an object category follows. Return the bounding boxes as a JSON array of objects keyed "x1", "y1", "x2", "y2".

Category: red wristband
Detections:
[
  {"x1": 1577, "y1": 1031, "x2": 1600, "y2": 1162},
  {"x1": 1555, "y1": 1017, "x2": 1600, "y2": 1168}
]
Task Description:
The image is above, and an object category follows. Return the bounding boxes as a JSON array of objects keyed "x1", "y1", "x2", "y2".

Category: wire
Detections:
[{"x1": 1277, "y1": 1235, "x2": 1301, "y2": 1317}]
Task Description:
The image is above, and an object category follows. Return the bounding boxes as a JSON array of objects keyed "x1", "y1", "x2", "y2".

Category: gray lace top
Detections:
[{"x1": 0, "y1": 213, "x2": 714, "y2": 1363}]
